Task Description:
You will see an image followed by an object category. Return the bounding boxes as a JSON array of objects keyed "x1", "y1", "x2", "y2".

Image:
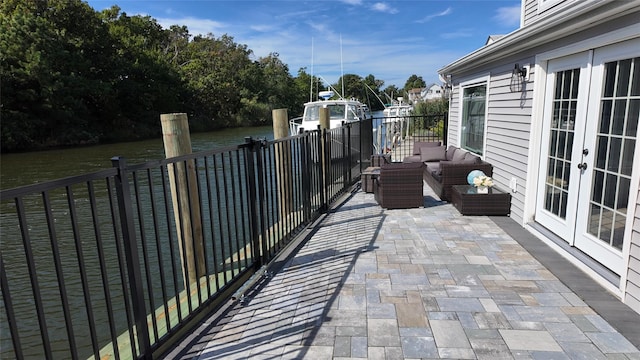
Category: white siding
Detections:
[
  {"x1": 484, "y1": 62, "x2": 535, "y2": 224},
  {"x1": 446, "y1": 87, "x2": 460, "y2": 147},
  {"x1": 523, "y1": 0, "x2": 538, "y2": 26},
  {"x1": 627, "y1": 195, "x2": 640, "y2": 313}
]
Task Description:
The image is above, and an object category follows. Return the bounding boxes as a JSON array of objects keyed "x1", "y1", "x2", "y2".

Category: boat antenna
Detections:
[
  {"x1": 364, "y1": 83, "x2": 387, "y2": 108},
  {"x1": 340, "y1": 34, "x2": 345, "y2": 99},
  {"x1": 310, "y1": 37, "x2": 314, "y2": 102}
]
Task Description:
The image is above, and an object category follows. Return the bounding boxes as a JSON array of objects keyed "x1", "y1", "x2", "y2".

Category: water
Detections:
[
  {"x1": 1, "y1": 126, "x2": 275, "y2": 190},
  {"x1": 0, "y1": 125, "x2": 276, "y2": 358}
]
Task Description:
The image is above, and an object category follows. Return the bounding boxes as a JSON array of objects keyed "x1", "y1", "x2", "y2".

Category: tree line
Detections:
[{"x1": 1, "y1": 0, "x2": 433, "y2": 152}]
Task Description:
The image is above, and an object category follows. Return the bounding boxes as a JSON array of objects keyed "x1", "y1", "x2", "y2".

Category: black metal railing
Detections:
[
  {"x1": 0, "y1": 119, "x2": 372, "y2": 360},
  {"x1": 372, "y1": 113, "x2": 448, "y2": 161}
]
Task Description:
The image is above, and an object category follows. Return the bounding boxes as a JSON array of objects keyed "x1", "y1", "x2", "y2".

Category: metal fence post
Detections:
[
  {"x1": 244, "y1": 138, "x2": 265, "y2": 267},
  {"x1": 346, "y1": 124, "x2": 352, "y2": 184},
  {"x1": 301, "y1": 134, "x2": 312, "y2": 220},
  {"x1": 443, "y1": 112, "x2": 449, "y2": 146},
  {"x1": 320, "y1": 128, "x2": 329, "y2": 212},
  {"x1": 111, "y1": 156, "x2": 151, "y2": 359}
]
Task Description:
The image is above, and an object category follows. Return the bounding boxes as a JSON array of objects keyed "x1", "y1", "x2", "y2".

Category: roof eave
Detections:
[{"x1": 438, "y1": 0, "x2": 639, "y2": 76}]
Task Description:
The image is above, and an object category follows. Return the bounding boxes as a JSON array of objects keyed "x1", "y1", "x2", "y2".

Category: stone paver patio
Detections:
[{"x1": 167, "y1": 184, "x2": 640, "y2": 359}]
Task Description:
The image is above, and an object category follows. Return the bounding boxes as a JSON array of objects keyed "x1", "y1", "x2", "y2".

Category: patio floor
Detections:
[{"x1": 166, "y1": 183, "x2": 640, "y2": 359}]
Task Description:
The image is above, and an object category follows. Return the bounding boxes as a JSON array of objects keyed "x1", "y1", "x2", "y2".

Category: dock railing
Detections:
[
  {"x1": 372, "y1": 113, "x2": 448, "y2": 162},
  {"x1": 0, "y1": 119, "x2": 372, "y2": 360}
]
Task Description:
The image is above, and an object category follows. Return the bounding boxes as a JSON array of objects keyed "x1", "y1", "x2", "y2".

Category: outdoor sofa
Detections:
[{"x1": 403, "y1": 142, "x2": 493, "y2": 202}]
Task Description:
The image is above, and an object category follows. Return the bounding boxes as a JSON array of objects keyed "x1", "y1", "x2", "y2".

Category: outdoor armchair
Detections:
[{"x1": 374, "y1": 162, "x2": 424, "y2": 209}]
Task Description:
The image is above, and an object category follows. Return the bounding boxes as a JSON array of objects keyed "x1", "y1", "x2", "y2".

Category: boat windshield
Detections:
[{"x1": 304, "y1": 103, "x2": 360, "y2": 121}]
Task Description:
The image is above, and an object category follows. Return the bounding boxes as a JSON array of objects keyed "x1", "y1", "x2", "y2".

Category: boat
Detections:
[
  {"x1": 376, "y1": 97, "x2": 414, "y2": 156},
  {"x1": 289, "y1": 90, "x2": 370, "y2": 135},
  {"x1": 382, "y1": 96, "x2": 413, "y2": 119}
]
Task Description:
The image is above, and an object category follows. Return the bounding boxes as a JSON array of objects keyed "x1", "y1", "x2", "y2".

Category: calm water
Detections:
[
  {"x1": 0, "y1": 125, "x2": 276, "y2": 358},
  {"x1": 0, "y1": 126, "x2": 275, "y2": 190}
]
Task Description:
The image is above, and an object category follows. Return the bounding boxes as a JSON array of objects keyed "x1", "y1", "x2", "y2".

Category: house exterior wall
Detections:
[
  {"x1": 523, "y1": 0, "x2": 538, "y2": 26},
  {"x1": 448, "y1": 63, "x2": 534, "y2": 224},
  {"x1": 628, "y1": 195, "x2": 640, "y2": 312},
  {"x1": 441, "y1": 3, "x2": 640, "y2": 314}
]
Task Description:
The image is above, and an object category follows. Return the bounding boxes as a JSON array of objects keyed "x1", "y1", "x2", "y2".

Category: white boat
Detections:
[
  {"x1": 289, "y1": 91, "x2": 369, "y2": 135},
  {"x1": 376, "y1": 97, "x2": 414, "y2": 156},
  {"x1": 382, "y1": 97, "x2": 413, "y2": 119}
]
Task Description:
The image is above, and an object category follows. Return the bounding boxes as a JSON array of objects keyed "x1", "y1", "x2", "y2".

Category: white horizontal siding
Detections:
[
  {"x1": 446, "y1": 87, "x2": 460, "y2": 146},
  {"x1": 523, "y1": 0, "x2": 538, "y2": 26},
  {"x1": 626, "y1": 195, "x2": 640, "y2": 314},
  {"x1": 484, "y1": 64, "x2": 535, "y2": 224}
]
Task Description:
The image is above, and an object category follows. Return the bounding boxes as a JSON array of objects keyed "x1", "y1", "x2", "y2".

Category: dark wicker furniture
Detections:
[
  {"x1": 451, "y1": 185, "x2": 511, "y2": 216},
  {"x1": 362, "y1": 166, "x2": 381, "y2": 193},
  {"x1": 371, "y1": 153, "x2": 391, "y2": 167},
  {"x1": 425, "y1": 161, "x2": 494, "y2": 202},
  {"x1": 374, "y1": 162, "x2": 424, "y2": 209}
]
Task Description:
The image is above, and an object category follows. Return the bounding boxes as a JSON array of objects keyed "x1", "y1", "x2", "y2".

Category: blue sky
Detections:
[{"x1": 86, "y1": 0, "x2": 521, "y2": 88}]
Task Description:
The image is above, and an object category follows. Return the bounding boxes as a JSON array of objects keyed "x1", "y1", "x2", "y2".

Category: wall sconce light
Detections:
[
  {"x1": 513, "y1": 63, "x2": 527, "y2": 79},
  {"x1": 444, "y1": 74, "x2": 453, "y2": 99},
  {"x1": 510, "y1": 63, "x2": 529, "y2": 93}
]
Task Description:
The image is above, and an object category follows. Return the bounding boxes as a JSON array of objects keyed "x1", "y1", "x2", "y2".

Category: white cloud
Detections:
[
  {"x1": 371, "y1": 2, "x2": 399, "y2": 14},
  {"x1": 493, "y1": 5, "x2": 521, "y2": 28},
  {"x1": 415, "y1": 7, "x2": 452, "y2": 23},
  {"x1": 156, "y1": 17, "x2": 226, "y2": 37},
  {"x1": 249, "y1": 24, "x2": 275, "y2": 32}
]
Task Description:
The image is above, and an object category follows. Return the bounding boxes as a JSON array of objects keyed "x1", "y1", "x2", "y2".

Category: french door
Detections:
[{"x1": 536, "y1": 39, "x2": 640, "y2": 275}]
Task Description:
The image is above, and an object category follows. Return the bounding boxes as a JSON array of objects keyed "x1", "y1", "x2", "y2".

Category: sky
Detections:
[{"x1": 86, "y1": 0, "x2": 522, "y2": 88}]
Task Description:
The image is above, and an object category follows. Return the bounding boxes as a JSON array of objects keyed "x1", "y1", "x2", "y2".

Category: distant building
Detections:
[
  {"x1": 421, "y1": 84, "x2": 444, "y2": 101},
  {"x1": 439, "y1": 0, "x2": 640, "y2": 314},
  {"x1": 407, "y1": 84, "x2": 444, "y2": 103},
  {"x1": 407, "y1": 88, "x2": 423, "y2": 103}
]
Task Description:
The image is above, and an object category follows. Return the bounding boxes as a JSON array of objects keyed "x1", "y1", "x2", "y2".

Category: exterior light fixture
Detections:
[
  {"x1": 513, "y1": 63, "x2": 527, "y2": 79},
  {"x1": 510, "y1": 64, "x2": 529, "y2": 93},
  {"x1": 444, "y1": 74, "x2": 453, "y2": 99}
]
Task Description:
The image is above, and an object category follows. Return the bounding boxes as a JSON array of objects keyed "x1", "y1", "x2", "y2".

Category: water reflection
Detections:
[{"x1": 1, "y1": 126, "x2": 274, "y2": 190}]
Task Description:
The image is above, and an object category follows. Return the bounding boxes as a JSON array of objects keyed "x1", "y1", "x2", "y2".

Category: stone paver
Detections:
[{"x1": 168, "y1": 183, "x2": 640, "y2": 359}]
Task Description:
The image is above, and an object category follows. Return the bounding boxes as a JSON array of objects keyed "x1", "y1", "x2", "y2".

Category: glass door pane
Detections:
[
  {"x1": 544, "y1": 69, "x2": 580, "y2": 219},
  {"x1": 587, "y1": 57, "x2": 639, "y2": 250}
]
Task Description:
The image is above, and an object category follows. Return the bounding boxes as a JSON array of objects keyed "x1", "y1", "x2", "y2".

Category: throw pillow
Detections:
[
  {"x1": 412, "y1": 141, "x2": 441, "y2": 155},
  {"x1": 452, "y1": 149, "x2": 468, "y2": 162},
  {"x1": 463, "y1": 152, "x2": 482, "y2": 164},
  {"x1": 420, "y1": 146, "x2": 447, "y2": 162},
  {"x1": 446, "y1": 145, "x2": 457, "y2": 160}
]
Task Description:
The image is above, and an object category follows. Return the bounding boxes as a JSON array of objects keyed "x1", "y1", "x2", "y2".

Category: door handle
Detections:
[{"x1": 577, "y1": 163, "x2": 588, "y2": 170}]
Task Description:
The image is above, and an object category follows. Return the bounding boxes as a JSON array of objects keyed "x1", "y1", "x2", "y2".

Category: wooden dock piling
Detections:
[
  {"x1": 272, "y1": 109, "x2": 293, "y2": 219},
  {"x1": 160, "y1": 113, "x2": 206, "y2": 286}
]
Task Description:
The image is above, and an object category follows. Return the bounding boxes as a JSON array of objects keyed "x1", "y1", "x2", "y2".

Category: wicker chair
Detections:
[{"x1": 374, "y1": 162, "x2": 424, "y2": 209}]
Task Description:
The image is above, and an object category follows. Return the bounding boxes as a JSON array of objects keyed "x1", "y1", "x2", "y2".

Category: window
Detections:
[{"x1": 461, "y1": 84, "x2": 487, "y2": 155}]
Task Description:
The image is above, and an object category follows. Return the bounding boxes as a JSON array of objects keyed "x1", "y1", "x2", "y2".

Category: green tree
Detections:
[
  {"x1": 100, "y1": 7, "x2": 183, "y2": 139},
  {"x1": 382, "y1": 85, "x2": 401, "y2": 105},
  {"x1": 1, "y1": 0, "x2": 118, "y2": 151},
  {"x1": 404, "y1": 74, "x2": 426, "y2": 93},
  {"x1": 293, "y1": 67, "x2": 324, "y2": 110},
  {"x1": 363, "y1": 74, "x2": 385, "y2": 111},
  {"x1": 334, "y1": 73, "x2": 365, "y2": 101},
  {"x1": 414, "y1": 98, "x2": 449, "y2": 115},
  {"x1": 177, "y1": 34, "x2": 255, "y2": 129}
]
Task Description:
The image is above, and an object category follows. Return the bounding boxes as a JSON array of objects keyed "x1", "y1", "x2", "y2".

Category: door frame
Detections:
[
  {"x1": 533, "y1": 51, "x2": 592, "y2": 243},
  {"x1": 572, "y1": 38, "x2": 640, "y2": 277},
  {"x1": 525, "y1": 32, "x2": 640, "y2": 291}
]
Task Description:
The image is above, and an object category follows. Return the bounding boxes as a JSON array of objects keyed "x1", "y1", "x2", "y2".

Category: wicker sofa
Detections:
[{"x1": 404, "y1": 143, "x2": 493, "y2": 201}]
